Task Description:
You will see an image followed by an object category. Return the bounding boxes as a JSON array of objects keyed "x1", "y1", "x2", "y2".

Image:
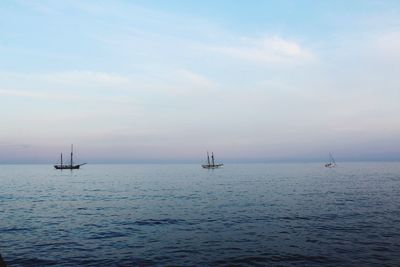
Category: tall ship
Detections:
[
  {"x1": 54, "y1": 145, "x2": 86, "y2": 170},
  {"x1": 202, "y1": 152, "x2": 223, "y2": 169},
  {"x1": 324, "y1": 152, "x2": 337, "y2": 168}
]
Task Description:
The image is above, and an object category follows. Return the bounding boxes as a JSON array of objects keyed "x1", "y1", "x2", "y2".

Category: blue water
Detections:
[{"x1": 1, "y1": 163, "x2": 400, "y2": 266}]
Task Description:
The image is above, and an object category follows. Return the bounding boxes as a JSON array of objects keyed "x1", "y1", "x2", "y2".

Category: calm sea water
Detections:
[{"x1": 1, "y1": 163, "x2": 400, "y2": 266}]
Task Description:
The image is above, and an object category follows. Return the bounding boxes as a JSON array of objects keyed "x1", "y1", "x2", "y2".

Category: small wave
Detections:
[
  {"x1": 0, "y1": 227, "x2": 33, "y2": 232},
  {"x1": 278, "y1": 215, "x2": 311, "y2": 221},
  {"x1": 89, "y1": 231, "x2": 126, "y2": 240},
  {"x1": 8, "y1": 257, "x2": 58, "y2": 266},
  {"x1": 316, "y1": 225, "x2": 365, "y2": 233},
  {"x1": 212, "y1": 253, "x2": 335, "y2": 266},
  {"x1": 132, "y1": 218, "x2": 186, "y2": 226}
]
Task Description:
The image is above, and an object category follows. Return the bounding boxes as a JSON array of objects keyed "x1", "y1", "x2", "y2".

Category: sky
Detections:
[{"x1": 1, "y1": 0, "x2": 400, "y2": 163}]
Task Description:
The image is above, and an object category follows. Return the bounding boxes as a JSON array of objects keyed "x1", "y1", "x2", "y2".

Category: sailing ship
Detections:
[
  {"x1": 54, "y1": 145, "x2": 86, "y2": 170},
  {"x1": 202, "y1": 152, "x2": 223, "y2": 169},
  {"x1": 324, "y1": 152, "x2": 337, "y2": 168}
]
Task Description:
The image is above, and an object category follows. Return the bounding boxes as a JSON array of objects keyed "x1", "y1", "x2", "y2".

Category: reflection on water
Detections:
[{"x1": 1, "y1": 163, "x2": 400, "y2": 266}]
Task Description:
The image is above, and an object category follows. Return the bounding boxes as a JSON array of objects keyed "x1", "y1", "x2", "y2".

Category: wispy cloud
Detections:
[
  {"x1": 207, "y1": 36, "x2": 315, "y2": 64},
  {"x1": 1, "y1": 71, "x2": 130, "y2": 87},
  {"x1": 0, "y1": 71, "x2": 136, "y2": 104},
  {"x1": 42, "y1": 71, "x2": 132, "y2": 86},
  {"x1": 158, "y1": 69, "x2": 218, "y2": 95},
  {"x1": 0, "y1": 69, "x2": 217, "y2": 95},
  {"x1": 0, "y1": 88, "x2": 78, "y2": 101},
  {"x1": 15, "y1": 0, "x2": 59, "y2": 15}
]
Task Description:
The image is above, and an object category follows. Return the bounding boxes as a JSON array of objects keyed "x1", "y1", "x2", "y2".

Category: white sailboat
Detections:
[
  {"x1": 324, "y1": 152, "x2": 337, "y2": 168},
  {"x1": 202, "y1": 152, "x2": 223, "y2": 169}
]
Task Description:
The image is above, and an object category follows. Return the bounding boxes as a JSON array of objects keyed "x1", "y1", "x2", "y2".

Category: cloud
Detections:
[
  {"x1": 42, "y1": 71, "x2": 131, "y2": 86},
  {"x1": 16, "y1": 71, "x2": 132, "y2": 87},
  {"x1": 0, "y1": 88, "x2": 78, "y2": 100},
  {"x1": 0, "y1": 71, "x2": 142, "y2": 106},
  {"x1": 177, "y1": 69, "x2": 215, "y2": 88},
  {"x1": 0, "y1": 69, "x2": 218, "y2": 104},
  {"x1": 0, "y1": 71, "x2": 132, "y2": 93},
  {"x1": 161, "y1": 69, "x2": 218, "y2": 94},
  {"x1": 15, "y1": 0, "x2": 59, "y2": 15},
  {"x1": 207, "y1": 36, "x2": 315, "y2": 64}
]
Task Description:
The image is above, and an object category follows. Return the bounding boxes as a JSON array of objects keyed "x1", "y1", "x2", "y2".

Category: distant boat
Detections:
[
  {"x1": 54, "y1": 145, "x2": 86, "y2": 170},
  {"x1": 202, "y1": 152, "x2": 223, "y2": 169},
  {"x1": 325, "y1": 152, "x2": 337, "y2": 168}
]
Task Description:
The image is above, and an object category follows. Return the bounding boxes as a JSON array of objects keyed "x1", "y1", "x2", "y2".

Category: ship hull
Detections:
[
  {"x1": 324, "y1": 163, "x2": 336, "y2": 168},
  {"x1": 202, "y1": 164, "x2": 223, "y2": 169},
  {"x1": 54, "y1": 165, "x2": 81, "y2": 170}
]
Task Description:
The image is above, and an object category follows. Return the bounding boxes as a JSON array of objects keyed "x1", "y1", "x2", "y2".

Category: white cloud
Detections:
[
  {"x1": 162, "y1": 69, "x2": 217, "y2": 94},
  {"x1": 0, "y1": 88, "x2": 47, "y2": 99},
  {"x1": 207, "y1": 36, "x2": 315, "y2": 64},
  {"x1": 177, "y1": 69, "x2": 215, "y2": 88},
  {"x1": 0, "y1": 69, "x2": 218, "y2": 102},
  {"x1": 0, "y1": 71, "x2": 132, "y2": 93},
  {"x1": 15, "y1": 0, "x2": 59, "y2": 15},
  {"x1": 47, "y1": 71, "x2": 130, "y2": 85},
  {"x1": 42, "y1": 71, "x2": 131, "y2": 86},
  {"x1": 0, "y1": 88, "x2": 78, "y2": 100},
  {"x1": 0, "y1": 71, "x2": 142, "y2": 106}
]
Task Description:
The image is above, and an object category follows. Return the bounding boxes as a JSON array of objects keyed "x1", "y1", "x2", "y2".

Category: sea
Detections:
[{"x1": 1, "y1": 163, "x2": 400, "y2": 266}]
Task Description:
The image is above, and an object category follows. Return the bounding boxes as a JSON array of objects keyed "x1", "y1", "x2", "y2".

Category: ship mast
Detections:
[
  {"x1": 61, "y1": 153, "x2": 63, "y2": 166},
  {"x1": 330, "y1": 152, "x2": 335, "y2": 164},
  {"x1": 70, "y1": 144, "x2": 73, "y2": 166},
  {"x1": 207, "y1": 151, "x2": 210, "y2": 165},
  {"x1": 211, "y1": 152, "x2": 215, "y2": 166}
]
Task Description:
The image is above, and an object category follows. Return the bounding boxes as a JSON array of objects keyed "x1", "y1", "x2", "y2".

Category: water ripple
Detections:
[{"x1": 1, "y1": 163, "x2": 400, "y2": 266}]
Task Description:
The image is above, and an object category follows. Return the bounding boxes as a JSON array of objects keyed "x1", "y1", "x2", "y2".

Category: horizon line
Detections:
[{"x1": 1, "y1": 158, "x2": 400, "y2": 165}]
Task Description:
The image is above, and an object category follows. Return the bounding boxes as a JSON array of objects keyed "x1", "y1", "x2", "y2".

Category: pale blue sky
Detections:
[{"x1": 1, "y1": 0, "x2": 400, "y2": 163}]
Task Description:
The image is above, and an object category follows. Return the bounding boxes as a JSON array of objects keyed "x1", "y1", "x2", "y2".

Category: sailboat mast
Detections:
[
  {"x1": 207, "y1": 152, "x2": 210, "y2": 165},
  {"x1": 70, "y1": 144, "x2": 73, "y2": 166},
  {"x1": 211, "y1": 152, "x2": 215, "y2": 166},
  {"x1": 61, "y1": 153, "x2": 63, "y2": 166}
]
